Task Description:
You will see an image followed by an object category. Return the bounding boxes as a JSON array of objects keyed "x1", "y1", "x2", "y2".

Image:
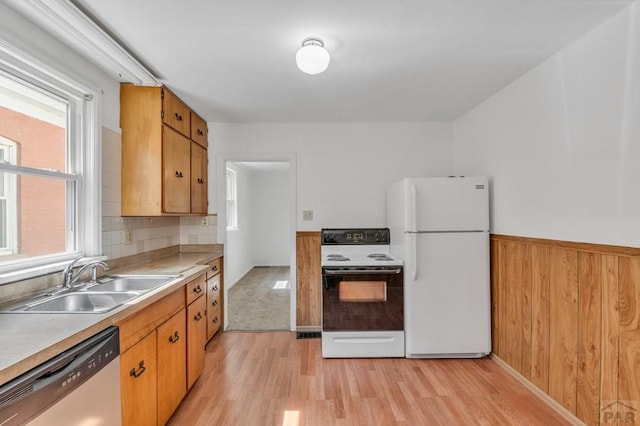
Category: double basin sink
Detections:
[{"x1": 6, "y1": 275, "x2": 179, "y2": 314}]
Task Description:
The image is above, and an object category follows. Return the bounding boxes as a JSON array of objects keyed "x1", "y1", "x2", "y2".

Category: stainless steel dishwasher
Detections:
[{"x1": 0, "y1": 326, "x2": 121, "y2": 425}]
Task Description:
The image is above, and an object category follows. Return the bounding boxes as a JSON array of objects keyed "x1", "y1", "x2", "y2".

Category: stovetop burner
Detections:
[{"x1": 321, "y1": 228, "x2": 403, "y2": 267}]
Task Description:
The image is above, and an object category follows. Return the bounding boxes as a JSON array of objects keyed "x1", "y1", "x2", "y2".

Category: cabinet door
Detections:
[
  {"x1": 187, "y1": 295, "x2": 207, "y2": 389},
  {"x1": 162, "y1": 89, "x2": 190, "y2": 137},
  {"x1": 207, "y1": 274, "x2": 222, "y2": 341},
  {"x1": 157, "y1": 308, "x2": 187, "y2": 425},
  {"x1": 190, "y1": 142, "x2": 208, "y2": 214},
  {"x1": 296, "y1": 233, "x2": 322, "y2": 327},
  {"x1": 120, "y1": 332, "x2": 157, "y2": 426},
  {"x1": 163, "y1": 126, "x2": 191, "y2": 214},
  {"x1": 190, "y1": 111, "x2": 208, "y2": 148}
]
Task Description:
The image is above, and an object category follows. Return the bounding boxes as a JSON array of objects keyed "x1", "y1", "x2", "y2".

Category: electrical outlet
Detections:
[
  {"x1": 302, "y1": 210, "x2": 314, "y2": 221},
  {"x1": 124, "y1": 230, "x2": 133, "y2": 245},
  {"x1": 145, "y1": 217, "x2": 153, "y2": 225},
  {"x1": 201, "y1": 217, "x2": 209, "y2": 227}
]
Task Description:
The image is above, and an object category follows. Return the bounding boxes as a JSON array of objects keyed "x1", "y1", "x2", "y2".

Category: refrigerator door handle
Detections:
[
  {"x1": 411, "y1": 233, "x2": 418, "y2": 280},
  {"x1": 410, "y1": 183, "x2": 418, "y2": 231}
]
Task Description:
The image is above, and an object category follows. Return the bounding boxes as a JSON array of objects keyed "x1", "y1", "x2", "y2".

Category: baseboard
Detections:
[{"x1": 491, "y1": 354, "x2": 585, "y2": 426}]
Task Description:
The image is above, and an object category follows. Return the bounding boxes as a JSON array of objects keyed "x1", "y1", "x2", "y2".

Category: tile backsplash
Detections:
[{"x1": 101, "y1": 215, "x2": 218, "y2": 260}]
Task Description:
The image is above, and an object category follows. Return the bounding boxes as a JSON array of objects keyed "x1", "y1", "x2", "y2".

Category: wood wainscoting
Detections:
[
  {"x1": 296, "y1": 231, "x2": 321, "y2": 328},
  {"x1": 491, "y1": 234, "x2": 640, "y2": 425}
]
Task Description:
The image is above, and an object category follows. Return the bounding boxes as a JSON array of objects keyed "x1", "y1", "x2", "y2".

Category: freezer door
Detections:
[
  {"x1": 404, "y1": 232, "x2": 491, "y2": 357},
  {"x1": 405, "y1": 177, "x2": 489, "y2": 232}
]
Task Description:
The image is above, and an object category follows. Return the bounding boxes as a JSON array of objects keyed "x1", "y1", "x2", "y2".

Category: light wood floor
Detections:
[{"x1": 168, "y1": 332, "x2": 570, "y2": 426}]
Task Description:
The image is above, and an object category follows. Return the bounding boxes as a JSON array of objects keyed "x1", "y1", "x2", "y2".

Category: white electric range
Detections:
[{"x1": 320, "y1": 228, "x2": 405, "y2": 358}]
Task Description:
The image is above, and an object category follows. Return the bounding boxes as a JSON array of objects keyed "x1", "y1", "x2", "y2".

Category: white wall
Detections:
[
  {"x1": 225, "y1": 163, "x2": 254, "y2": 287},
  {"x1": 453, "y1": 4, "x2": 640, "y2": 247},
  {"x1": 210, "y1": 122, "x2": 453, "y2": 231},
  {"x1": 251, "y1": 170, "x2": 290, "y2": 266}
]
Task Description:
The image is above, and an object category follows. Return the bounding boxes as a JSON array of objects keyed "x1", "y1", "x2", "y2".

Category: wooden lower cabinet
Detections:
[
  {"x1": 157, "y1": 308, "x2": 187, "y2": 425},
  {"x1": 187, "y1": 295, "x2": 206, "y2": 389},
  {"x1": 118, "y1": 273, "x2": 211, "y2": 425},
  {"x1": 120, "y1": 332, "x2": 158, "y2": 426},
  {"x1": 206, "y1": 272, "x2": 222, "y2": 341},
  {"x1": 205, "y1": 258, "x2": 223, "y2": 342}
]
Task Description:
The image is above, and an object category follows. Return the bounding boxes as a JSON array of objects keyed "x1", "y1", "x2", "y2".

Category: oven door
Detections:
[{"x1": 322, "y1": 267, "x2": 403, "y2": 331}]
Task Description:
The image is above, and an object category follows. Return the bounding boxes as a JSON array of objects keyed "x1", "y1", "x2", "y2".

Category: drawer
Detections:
[
  {"x1": 162, "y1": 89, "x2": 190, "y2": 137},
  {"x1": 207, "y1": 258, "x2": 222, "y2": 279},
  {"x1": 185, "y1": 273, "x2": 206, "y2": 305},
  {"x1": 118, "y1": 288, "x2": 185, "y2": 353},
  {"x1": 190, "y1": 112, "x2": 208, "y2": 148},
  {"x1": 208, "y1": 304, "x2": 222, "y2": 336}
]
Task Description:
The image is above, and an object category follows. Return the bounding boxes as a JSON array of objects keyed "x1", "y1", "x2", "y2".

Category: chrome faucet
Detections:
[{"x1": 62, "y1": 258, "x2": 110, "y2": 288}]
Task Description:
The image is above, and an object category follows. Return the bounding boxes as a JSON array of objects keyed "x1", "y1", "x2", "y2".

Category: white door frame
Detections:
[{"x1": 216, "y1": 152, "x2": 297, "y2": 331}]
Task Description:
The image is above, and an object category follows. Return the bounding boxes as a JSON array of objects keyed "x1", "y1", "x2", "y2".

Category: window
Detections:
[
  {"x1": 226, "y1": 168, "x2": 237, "y2": 230},
  {"x1": 0, "y1": 42, "x2": 100, "y2": 278}
]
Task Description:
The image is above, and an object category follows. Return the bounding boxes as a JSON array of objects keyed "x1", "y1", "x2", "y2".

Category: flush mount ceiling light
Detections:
[{"x1": 296, "y1": 38, "x2": 330, "y2": 75}]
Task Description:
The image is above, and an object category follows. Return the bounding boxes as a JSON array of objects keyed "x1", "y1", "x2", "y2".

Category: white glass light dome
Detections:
[{"x1": 296, "y1": 38, "x2": 330, "y2": 75}]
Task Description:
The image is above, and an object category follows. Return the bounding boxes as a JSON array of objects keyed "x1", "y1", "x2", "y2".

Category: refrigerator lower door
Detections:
[{"x1": 405, "y1": 231, "x2": 490, "y2": 358}]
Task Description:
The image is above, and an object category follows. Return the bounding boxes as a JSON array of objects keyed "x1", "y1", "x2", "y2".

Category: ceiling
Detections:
[{"x1": 73, "y1": 0, "x2": 634, "y2": 123}]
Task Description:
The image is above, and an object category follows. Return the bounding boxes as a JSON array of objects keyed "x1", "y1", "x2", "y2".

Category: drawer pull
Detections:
[
  {"x1": 197, "y1": 178, "x2": 204, "y2": 184},
  {"x1": 175, "y1": 112, "x2": 184, "y2": 121},
  {"x1": 197, "y1": 129, "x2": 204, "y2": 136},
  {"x1": 194, "y1": 312, "x2": 203, "y2": 321},
  {"x1": 175, "y1": 171, "x2": 184, "y2": 178},
  {"x1": 169, "y1": 331, "x2": 180, "y2": 343},
  {"x1": 193, "y1": 285, "x2": 202, "y2": 294},
  {"x1": 212, "y1": 285, "x2": 218, "y2": 292},
  {"x1": 212, "y1": 300, "x2": 218, "y2": 307},
  {"x1": 130, "y1": 361, "x2": 146, "y2": 378},
  {"x1": 212, "y1": 265, "x2": 218, "y2": 272},
  {"x1": 212, "y1": 316, "x2": 219, "y2": 324}
]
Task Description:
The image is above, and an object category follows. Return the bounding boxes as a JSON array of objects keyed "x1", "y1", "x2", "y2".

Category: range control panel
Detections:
[{"x1": 321, "y1": 228, "x2": 390, "y2": 245}]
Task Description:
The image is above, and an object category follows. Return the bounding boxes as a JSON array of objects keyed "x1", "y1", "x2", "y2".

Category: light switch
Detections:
[{"x1": 302, "y1": 210, "x2": 313, "y2": 221}]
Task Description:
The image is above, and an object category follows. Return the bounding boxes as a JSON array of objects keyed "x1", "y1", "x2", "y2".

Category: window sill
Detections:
[{"x1": 0, "y1": 256, "x2": 107, "y2": 286}]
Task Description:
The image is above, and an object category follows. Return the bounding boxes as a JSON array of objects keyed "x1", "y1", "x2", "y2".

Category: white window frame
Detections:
[
  {"x1": 0, "y1": 40, "x2": 101, "y2": 282},
  {"x1": 0, "y1": 138, "x2": 17, "y2": 255},
  {"x1": 226, "y1": 168, "x2": 237, "y2": 231}
]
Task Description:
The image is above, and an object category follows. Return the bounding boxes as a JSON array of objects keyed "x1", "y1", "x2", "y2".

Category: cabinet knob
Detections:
[
  {"x1": 194, "y1": 312, "x2": 203, "y2": 321},
  {"x1": 212, "y1": 285, "x2": 218, "y2": 292},
  {"x1": 168, "y1": 331, "x2": 180, "y2": 343},
  {"x1": 130, "y1": 361, "x2": 146, "y2": 378},
  {"x1": 212, "y1": 265, "x2": 218, "y2": 272},
  {"x1": 175, "y1": 112, "x2": 183, "y2": 121},
  {"x1": 197, "y1": 129, "x2": 204, "y2": 136},
  {"x1": 175, "y1": 171, "x2": 184, "y2": 178},
  {"x1": 212, "y1": 299, "x2": 218, "y2": 307},
  {"x1": 212, "y1": 316, "x2": 219, "y2": 324},
  {"x1": 193, "y1": 285, "x2": 202, "y2": 294}
]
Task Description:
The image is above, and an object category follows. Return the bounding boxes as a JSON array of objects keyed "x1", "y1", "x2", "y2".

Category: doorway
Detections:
[{"x1": 216, "y1": 154, "x2": 297, "y2": 331}]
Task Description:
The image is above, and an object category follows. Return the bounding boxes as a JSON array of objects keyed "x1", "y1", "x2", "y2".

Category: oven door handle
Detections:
[{"x1": 323, "y1": 268, "x2": 402, "y2": 275}]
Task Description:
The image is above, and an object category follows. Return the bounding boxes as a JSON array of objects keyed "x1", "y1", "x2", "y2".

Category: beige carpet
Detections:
[{"x1": 226, "y1": 266, "x2": 290, "y2": 331}]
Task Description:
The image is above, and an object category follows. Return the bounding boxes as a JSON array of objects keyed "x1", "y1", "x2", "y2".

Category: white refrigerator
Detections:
[{"x1": 386, "y1": 176, "x2": 491, "y2": 358}]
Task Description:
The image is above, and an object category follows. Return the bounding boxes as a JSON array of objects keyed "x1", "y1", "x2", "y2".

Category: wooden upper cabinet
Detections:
[
  {"x1": 191, "y1": 142, "x2": 208, "y2": 214},
  {"x1": 120, "y1": 83, "x2": 208, "y2": 216},
  {"x1": 190, "y1": 112, "x2": 208, "y2": 148}
]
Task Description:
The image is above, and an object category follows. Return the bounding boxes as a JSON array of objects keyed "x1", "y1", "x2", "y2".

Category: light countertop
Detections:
[{"x1": 0, "y1": 250, "x2": 222, "y2": 385}]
